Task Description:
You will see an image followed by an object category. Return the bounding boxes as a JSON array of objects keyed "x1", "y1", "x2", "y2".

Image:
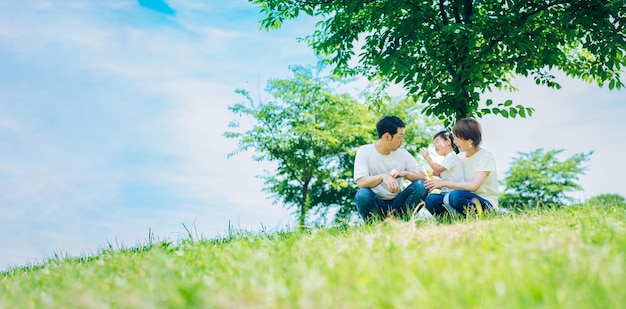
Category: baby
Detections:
[{"x1": 419, "y1": 130, "x2": 465, "y2": 193}]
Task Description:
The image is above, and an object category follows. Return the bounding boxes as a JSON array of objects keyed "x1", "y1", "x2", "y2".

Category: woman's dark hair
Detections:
[
  {"x1": 452, "y1": 118, "x2": 482, "y2": 147},
  {"x1": 376, "y1": 115, "x2": 405, "y2": 139},
  {"x1": 434, "y1": 130, "x2": 459, "y2": 154}
]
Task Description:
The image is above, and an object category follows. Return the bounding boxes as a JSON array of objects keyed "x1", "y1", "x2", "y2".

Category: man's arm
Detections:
[
  {"x1": 356, "y1": 173, "x2": 403, "y2": 194},
  {"x1": 391, "y1": 170, "x2": 427, "y2": 182},
  {"x1": 355, "y1": 174, "x2": 383, "y2": 188}
]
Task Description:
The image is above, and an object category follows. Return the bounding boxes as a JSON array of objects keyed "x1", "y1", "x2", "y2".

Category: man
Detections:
[{"x1": 354, "y1": 115, "x2": 428, "y2": 221}]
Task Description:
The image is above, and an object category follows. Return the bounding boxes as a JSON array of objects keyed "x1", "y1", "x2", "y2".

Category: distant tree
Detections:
[
  {"x1": 225, "y1": 65, "x2": 440, "y2": 226},
  {"x1": 586, "y1": 193, "x2": 626, "y2": 207},
  {"x1": 250, "y1": 0, "x2": 626, "y2": 126},
  {"x1": 500, "y1": 148, "x2": 593, "y2": 209}
]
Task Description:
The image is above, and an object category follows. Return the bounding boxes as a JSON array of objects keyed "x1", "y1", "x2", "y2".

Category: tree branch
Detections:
[
  {"x1": 439, "y1": 0, "x2": 448, "y2": 25},
  {"x1": 480, "y1": 0, "x2": 569, "y2": 59},
  {"x1": 464, "y1": 0, "x2": 473, "y2": 24},
  {"x1": 482, "y1": 54, "x2": 529, "y2": 66},
  {"x1": 407, "y1": 0, "x2": 443, "y2": 31},
  {"x1": 452, "y1": 0, "x2": 462, "y2": 23},
  {"x1": 295, "y1": 0, "x2": 334, "y2": 5}
]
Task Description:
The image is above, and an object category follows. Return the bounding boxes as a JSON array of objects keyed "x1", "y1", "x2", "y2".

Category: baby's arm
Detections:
[{"x1": 420, "y1": 148, "x2": 447, "y2": 173}]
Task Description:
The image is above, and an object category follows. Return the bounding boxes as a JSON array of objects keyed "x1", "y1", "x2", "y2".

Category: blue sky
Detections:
[{"x1": 1, "y1": 0, "x2": 624, "y2": 269}]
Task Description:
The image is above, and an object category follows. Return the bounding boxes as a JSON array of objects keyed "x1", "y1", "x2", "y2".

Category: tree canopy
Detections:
[{"x1": 251, "y1": 0, "x2": 626, "y2": 126}]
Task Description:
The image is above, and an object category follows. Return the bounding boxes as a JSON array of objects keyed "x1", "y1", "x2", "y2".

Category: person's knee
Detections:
[
  {"x1": 355, "y1": 188, "x2": 376, "y2": 211},
  {"x1": 355, "y1": 188, "x2": 380, "y2": 221},
  {"x1": 408, "y1": 180, "x2": 427, "y2": 198},
  {"x1": 424, "y1": 194, "x2": 440, "y2": 212},
  {"x1": 408, "y1": 180, "x2": 425, "y2": 189},
  {"x1": 355, "y1": 188, "x2": 373, "y2": 202},
  {"x1": 425, "y1": 194, "x2": 438, "y2": 203},
  {"x1": 447, "y1": 190, "x2": 464, "y2": 206}
]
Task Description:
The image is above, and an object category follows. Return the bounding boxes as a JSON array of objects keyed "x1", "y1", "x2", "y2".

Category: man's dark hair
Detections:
[{"x1": 376, "y1": 115, "x2": 405, "y2": 139}]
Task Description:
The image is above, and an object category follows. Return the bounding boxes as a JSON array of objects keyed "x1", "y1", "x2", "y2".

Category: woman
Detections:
[{"x1": 424, "y1": 118, "x2": 499, "y2": 217}]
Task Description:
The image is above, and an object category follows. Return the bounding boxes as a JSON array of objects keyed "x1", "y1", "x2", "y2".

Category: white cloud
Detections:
[{"x1": 0, "y1": 1, "x2": 304, "y2": 269}]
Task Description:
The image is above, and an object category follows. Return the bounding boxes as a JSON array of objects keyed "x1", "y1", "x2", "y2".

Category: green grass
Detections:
[{"x1": 2, "y1": 205, "x2": 626, "y2": 308}]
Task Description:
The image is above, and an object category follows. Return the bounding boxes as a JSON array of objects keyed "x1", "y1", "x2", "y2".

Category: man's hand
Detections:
[
  {"x1": 382, "y1": 173, "x2": 401, "y2": 193},
  {"x1": 388, "y1": 169, "x2": 404, "y2": 179}
]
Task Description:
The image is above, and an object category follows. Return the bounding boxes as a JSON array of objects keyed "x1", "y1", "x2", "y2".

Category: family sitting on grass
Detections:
[{"x1": 354, "y1": 116, "x2": 499, "y2": 221}]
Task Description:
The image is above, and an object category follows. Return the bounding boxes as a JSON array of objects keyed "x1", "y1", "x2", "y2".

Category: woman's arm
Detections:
[{"x1": 425, "y1": 171, "x2": 490, "y2": 192}]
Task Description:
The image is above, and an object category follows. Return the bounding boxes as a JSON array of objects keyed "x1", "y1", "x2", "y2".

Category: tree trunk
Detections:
[{"x1": 298, "y1": 182, "x2": 310, "y2": 228}]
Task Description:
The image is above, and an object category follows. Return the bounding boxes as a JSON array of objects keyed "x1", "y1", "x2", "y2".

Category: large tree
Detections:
[{"x1": 251, "y1": 0, "x2": 625, "y2": 126}]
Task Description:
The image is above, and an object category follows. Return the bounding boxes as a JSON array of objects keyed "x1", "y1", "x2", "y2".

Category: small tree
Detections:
[
  {"x1": 586, "y1": 193, "x2": 626, "y2": 207},
  {"x1": 500, "y1": 148, "x2": 593, "y2": 209},
  {"x1": 225, "y1": 65, "x2": 374, "y2": 227}
]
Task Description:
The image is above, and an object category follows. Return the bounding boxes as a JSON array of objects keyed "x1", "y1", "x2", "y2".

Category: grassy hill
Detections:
[{"x1": 2, "y1": 205, "x2": 625, "y2": 308}]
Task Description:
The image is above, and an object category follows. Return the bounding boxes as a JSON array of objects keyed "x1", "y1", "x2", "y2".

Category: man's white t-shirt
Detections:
[
  {"x1": 458, "y1": 148, "x2": 499, "y2": 208},
  {"x1": 439, "y1": 152, "x2": 465, "y2": 192},
  {"x1": 353, "y1": 144, "x2": 423, "y2": 200}
]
